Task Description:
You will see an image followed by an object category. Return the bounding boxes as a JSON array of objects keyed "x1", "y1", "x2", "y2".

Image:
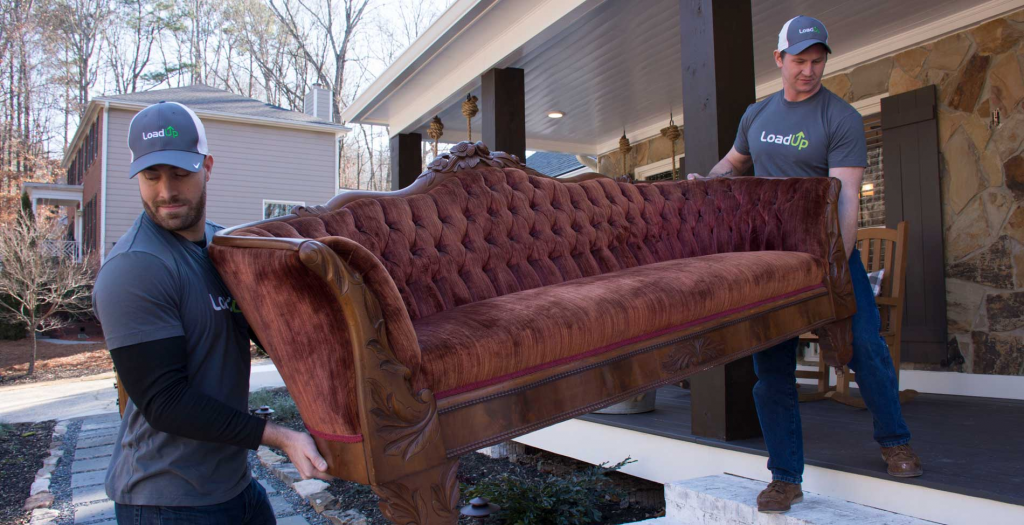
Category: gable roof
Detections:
[
  {"x1": 65, "y1": 85, "x2": 348, "y2": 167},
  {"x1": 526, "y1": 151, "x2": 584, "y2": 177},
  {"x1": 97, "y1": 85, "x2": 344, "y2": 129}
]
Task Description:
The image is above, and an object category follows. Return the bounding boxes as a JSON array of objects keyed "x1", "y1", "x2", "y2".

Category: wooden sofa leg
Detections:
[
  {"x1": 373, "y1": 458, "x2": 461, "y2": 525},
  {"x1": 814, "y1": 317, "x2": 854, "y2": 369}
]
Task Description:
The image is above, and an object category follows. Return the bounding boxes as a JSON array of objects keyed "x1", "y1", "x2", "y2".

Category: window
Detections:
[
  {"x1": 859, "y1": 114, "x2": 884, "y2": 228},
  {"x1": 263, "y1": 200, "x2": 305, "y2": 220}
]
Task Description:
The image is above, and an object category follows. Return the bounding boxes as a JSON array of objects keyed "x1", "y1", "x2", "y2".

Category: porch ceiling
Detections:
[{"x1": 345, "y1": 0, "x2": 1021, "y2": 155}]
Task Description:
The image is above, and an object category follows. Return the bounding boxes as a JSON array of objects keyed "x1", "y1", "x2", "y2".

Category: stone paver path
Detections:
[{"x1": 68, "y1": 413, "x2": 309, "y2": 525}]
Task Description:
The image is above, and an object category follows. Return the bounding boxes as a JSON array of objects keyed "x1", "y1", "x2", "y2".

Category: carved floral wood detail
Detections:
[
  {"x1": 661, "y1": 337, "x2": 724, "y2": 375},
  {"x1": 374, "y1": 460, "x2": 460, "y2": 525}
]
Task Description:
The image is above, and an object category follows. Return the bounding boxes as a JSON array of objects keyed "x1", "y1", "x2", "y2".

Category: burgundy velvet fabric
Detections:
[
  {"x1": 416, "y1": 251, "x2": 824, "y2": 397},
  {"x1": 221, "y1": 166, "x2": 838, "y2": 433},
  {"x1": 236, "y1": 168, "x2": 834, "y2": 321},
  {"x1": 209, "y1": 246, "x2": 364, "y2": 438}
]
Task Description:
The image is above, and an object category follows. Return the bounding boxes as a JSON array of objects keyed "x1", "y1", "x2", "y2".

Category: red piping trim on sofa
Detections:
[
  {"x1": 434, "y1": 283, "x2": 827, "y2": 400},
  {"x1": 305, "y1": 424, "x2": 364, "y2": 443}
]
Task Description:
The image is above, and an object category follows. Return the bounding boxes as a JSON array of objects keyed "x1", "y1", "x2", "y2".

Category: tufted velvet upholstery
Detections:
[
  {"x1": 216, "y1": 164, "x2": 838, "y2": 438},
  {"x1": 235, "y1": 167, "x2": 831, "y2": 320}
]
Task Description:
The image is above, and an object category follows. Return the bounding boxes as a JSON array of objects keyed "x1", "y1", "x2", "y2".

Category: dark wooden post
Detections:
[
  {"x1": 681, "y1": 0, "x2": 762, "y2": 441},
  {"x1": 481, "y1": 67, "x2": 526, "y2": 161},
  {"x1": 390, "y1": 133, "x2": 422, "y2": 191}
]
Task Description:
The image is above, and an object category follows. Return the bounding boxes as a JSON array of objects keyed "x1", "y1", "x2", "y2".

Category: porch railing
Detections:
[{"x1": 41, "y1": 240, "x2": 81, "y2": 261}]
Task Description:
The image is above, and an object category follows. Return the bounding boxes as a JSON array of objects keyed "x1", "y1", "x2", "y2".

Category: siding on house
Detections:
[{"x1": 103, "y1": 108, "x2": 338, "y2": 255}]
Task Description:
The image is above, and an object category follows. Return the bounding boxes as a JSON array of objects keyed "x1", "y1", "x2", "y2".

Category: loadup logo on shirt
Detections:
[
  {"x1": 760, "y1": 130, "x2": 810, "y2": 151},
  {"x1": 210, "y1": 294, "x2": 242, "y2": 313},
  {"x1": 142, "y1": 126, "x2": 178, "y2": 141}
]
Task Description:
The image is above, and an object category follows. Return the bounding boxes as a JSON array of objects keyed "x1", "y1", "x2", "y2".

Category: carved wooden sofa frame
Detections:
[{"x1": 209, "y1": 142, "x2": 855, "y2": 524}]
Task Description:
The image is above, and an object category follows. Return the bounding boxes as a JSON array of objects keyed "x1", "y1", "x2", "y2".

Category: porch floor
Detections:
[{"x1": 578, "y1": 386, "x2": 1024, "y2": 507}]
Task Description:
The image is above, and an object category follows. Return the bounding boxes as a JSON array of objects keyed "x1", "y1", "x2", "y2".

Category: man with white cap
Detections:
[
  {"x1": 93, "y1": 101, "x2": 329, "y2": 524},
  {"x1": 689, "y1": 16, "x2": 923, "y2": 513}
]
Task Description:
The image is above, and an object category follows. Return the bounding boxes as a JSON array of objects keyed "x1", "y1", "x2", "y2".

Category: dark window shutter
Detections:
[{"x1": 880, "y1": 85, "x2": 947, "y2": 363}]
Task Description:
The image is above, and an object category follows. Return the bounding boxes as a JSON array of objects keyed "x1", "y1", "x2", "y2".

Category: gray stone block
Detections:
[
  {"x1": 71, "y1": 484, "x2": 108, "y2": 505},
  {"x1": 74, "y1": 499, "x2": 115, "y2": 524},
  {"x1": 75, "y1": 445, "x2": 114, "y2": 461},
  {"x1": 72, "y1": 457, "x2": 111, "y2": 473},
  {"x1": 276, "y1": 517, "x2": 310, "y2": 525},
  {"x1": 665, "y1": 475, "x2": 934, "y2": 525},
  {"x1": 268, "y1": 495, "x2": 293, "y2": 517},
  {"x1": 71, "y1": 469, "x2": 107, "y2": 489},
  {"x1": 76, "y1": 435, "x2": 116, "y2": 449}
]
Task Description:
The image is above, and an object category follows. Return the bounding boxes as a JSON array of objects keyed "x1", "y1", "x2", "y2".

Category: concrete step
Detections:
[{"x1": 661, "y1": 475, "x2": 936, "y2": 525}]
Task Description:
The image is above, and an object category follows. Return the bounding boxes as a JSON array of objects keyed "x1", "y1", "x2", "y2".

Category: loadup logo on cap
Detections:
[
  {"x1": 142, "y1": 125, "x2": 179, "y2": 141},
  {"x1": 760, "y1": 130, "x2": 810, "y2": 151},
  {"x1": 799, "y1": 27, "x2": 821, "y2": 34}
]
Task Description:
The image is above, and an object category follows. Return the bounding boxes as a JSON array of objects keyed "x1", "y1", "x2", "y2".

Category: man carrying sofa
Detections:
[{"x1": 689, "y1": 15, "x2": 923, "y2": 514}]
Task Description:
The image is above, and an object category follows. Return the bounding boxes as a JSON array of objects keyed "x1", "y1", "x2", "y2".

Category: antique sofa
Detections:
[{"x1": 209, "y1": 141, "x2": 855, "y2": 524}]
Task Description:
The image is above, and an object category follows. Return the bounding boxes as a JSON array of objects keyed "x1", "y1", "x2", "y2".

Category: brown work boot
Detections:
[
  {"x1": 757, "y1": 480, "x2": 803, "y2": 513},
  {"x1": 881, "y1": 444, "x2": 924, "y2": 477}
]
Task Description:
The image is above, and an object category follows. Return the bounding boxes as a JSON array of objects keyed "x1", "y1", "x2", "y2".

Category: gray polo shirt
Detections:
[
  {"x1": 93, "y1": 212, "x2": 252, "y2": 506},
  {"x1": 735, "y1": 87, "x2": 867, "y2": 178}
]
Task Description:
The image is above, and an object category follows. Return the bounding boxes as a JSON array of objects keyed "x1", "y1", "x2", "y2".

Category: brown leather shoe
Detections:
[
  {"x1": 757, "y1": 480, "x2": 803, "y2": 513},
  {"x1": 881, "y1": 444, "x2": 924, "y2": 477}
]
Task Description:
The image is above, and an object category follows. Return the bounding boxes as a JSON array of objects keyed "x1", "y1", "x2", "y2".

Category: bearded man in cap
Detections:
[
  {"x1": 93, "y1": 101, "x2": 329, "y2": 524},
  {"x1": 689, "y1": 16, "x2": 924, "y2": 513}
]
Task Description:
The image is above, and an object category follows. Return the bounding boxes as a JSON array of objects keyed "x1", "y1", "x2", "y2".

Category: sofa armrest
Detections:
[{"x1": 208, "y1": 234, "x2": 426, "y2": 443}]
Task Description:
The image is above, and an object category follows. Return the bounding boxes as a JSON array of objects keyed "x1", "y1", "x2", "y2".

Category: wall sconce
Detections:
[{"x1": 861, "y1": 183, "x2": 875, "y2": 197}]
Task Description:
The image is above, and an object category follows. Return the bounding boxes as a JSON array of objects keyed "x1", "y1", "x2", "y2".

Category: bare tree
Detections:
[
  {"x1": 104, "y1": 0, "x2": 161, "y2": 94},
  {"x1": 267, "y1": 0, "x2": 371, "y2": 124},
  {"x1": 40, "y1": 0, "x2": 111, "y2": 119},
  {"x1": 0, "y1": 213, "x2": 94, "y2": 376}
]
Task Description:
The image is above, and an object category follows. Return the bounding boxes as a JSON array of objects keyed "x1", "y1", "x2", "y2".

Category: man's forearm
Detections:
[
  {"x1": 831, "y1": 168, "x2": 864, "y2": 257},
  {"x1": 707, "y1": 157, "x2": 738, "y2": 178}
]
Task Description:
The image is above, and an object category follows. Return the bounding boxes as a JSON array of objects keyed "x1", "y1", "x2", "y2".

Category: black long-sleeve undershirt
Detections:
[{"x1": 110, "y1": 336, "x2": 266, "y2": 450}]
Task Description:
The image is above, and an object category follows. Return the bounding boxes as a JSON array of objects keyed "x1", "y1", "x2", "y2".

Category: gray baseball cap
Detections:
[
  {"x1": 777, "y1": 15, "x2": 832, "y2": 55},
  {"x1": 127, "y1": 101, "x2": 209, "y2": 178}
]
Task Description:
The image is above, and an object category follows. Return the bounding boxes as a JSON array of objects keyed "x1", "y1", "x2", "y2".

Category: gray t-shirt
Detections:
[
  {"x1": 734, "y1": 87, "x2": 867, "y2": 177},
  {"x1": 93, "y1": 212, "x2": 252, "y2": 506}
]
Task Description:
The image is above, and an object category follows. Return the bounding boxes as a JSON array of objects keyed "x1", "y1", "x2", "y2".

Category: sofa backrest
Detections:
[{"x1": 232, "y1": 143, "x2": 820, "y2": 321}]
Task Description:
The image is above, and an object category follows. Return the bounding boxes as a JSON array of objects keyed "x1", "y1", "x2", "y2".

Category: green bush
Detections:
[
  {"x1": 464, "y1": 457, "x2": 636, "y2": 525},
  {"x1": 248, "y1": 388, "x2": 299, "y2": 421}
]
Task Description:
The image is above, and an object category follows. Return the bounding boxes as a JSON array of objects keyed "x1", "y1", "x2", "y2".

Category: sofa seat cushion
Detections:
[{"x1": 415, "y1": 251, "x2": 826, "y2": 398}]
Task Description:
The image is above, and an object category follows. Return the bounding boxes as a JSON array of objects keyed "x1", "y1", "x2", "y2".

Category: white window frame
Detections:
[
  {"x1": 635, "y1": 154, "x2": 685, "y2": 181},
  {"x1": 262, "y1": 199, "x2": 306, "y2": 220}
]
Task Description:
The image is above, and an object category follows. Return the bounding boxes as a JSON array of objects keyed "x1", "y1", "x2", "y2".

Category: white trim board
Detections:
[
  {"x1": 100, "y1": 103, "x2": 109, "y2": 261},
  {"x1": 94, "y1": 99, "x2": 350, "y2": 135},
  {"x1": 514, "y1": 419, "x2": 1024, "y2": 525},
  {"x1": 797, "y1": 366, "x2": 1024, "y2": 401}
]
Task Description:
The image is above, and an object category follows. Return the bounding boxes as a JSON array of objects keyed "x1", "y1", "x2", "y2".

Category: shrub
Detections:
[
  {"x1": 464, "y1": 457, "x2": 637, "y2": 525},
  {"x1": 248, "y1": 388, "x2": 299, "y2": 421}
]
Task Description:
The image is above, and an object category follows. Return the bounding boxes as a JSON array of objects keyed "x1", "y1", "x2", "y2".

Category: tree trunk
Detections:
[{"x1": 28, "y1": 314, "x2": 36, "y2": 376}]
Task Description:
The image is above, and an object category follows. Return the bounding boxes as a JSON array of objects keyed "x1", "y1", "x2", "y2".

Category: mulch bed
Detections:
[
  {"x1": 0, "y1": 340, "x2": 111, "y2": 386},
  {"x1": 251, "y1": 387, "x2": 666, "y2": 524},
  {"x1": 0, "y1": 421, "x2": 55, "y2": 525}
]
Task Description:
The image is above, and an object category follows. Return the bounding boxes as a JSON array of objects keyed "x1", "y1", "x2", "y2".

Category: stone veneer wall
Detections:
[{"x1": 596, "y1": 9, "x2": 1024, "y2": 375}]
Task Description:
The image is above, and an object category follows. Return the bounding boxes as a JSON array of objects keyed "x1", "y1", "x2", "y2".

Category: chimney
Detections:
[{"x1": 304, "y1": 84, "x2": 332, "y2": 122}]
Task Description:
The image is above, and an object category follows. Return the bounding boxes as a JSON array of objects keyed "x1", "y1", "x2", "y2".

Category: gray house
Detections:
[{"x1": 24, "y1": 84, "x2": 348, "y2": 261}]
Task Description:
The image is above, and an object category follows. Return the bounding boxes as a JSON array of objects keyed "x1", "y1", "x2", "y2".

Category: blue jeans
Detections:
[
  {"x1": 751, "y1": 248, "x2": 911, "y2": 483},
  {"x1": 115, "y1": 478, "x2": 275, "y2": 525}
]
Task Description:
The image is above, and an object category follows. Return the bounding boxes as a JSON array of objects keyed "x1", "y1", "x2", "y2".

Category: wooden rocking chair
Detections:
[{"x1": 798, "y1": 222, "x2": 918, "y2": 407}]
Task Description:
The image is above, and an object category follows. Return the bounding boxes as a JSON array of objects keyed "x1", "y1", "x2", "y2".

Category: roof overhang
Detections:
[
  {"x1": 22, "y1": 182, "x2": 84, "y2": 208},
  {"x1": 343, "y1": 0, "x2": 1024, "y2": 156}
]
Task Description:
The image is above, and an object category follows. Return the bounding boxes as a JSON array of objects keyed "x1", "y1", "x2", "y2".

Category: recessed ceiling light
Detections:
[{"x1": 547, "y1": 111, "x2": 564, "y2": 119}]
